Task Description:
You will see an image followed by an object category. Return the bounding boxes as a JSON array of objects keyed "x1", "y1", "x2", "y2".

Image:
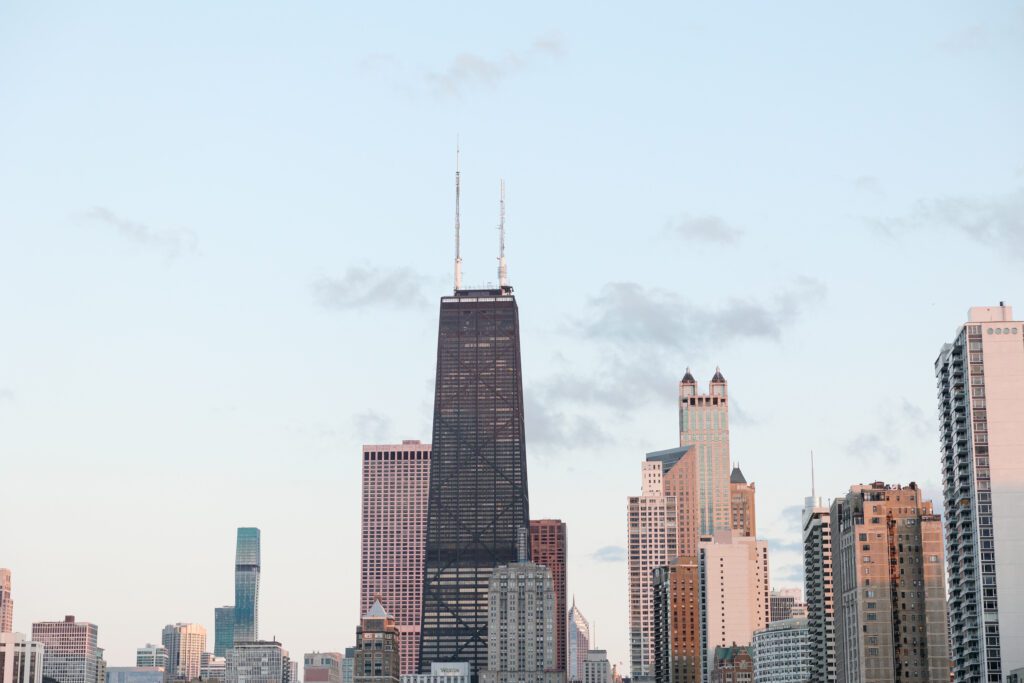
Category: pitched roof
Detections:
[
  {"x1": 730, "y1": 466, "x2": 747, "y2": 484},
  {"x1": 363, "y1": 599, "x2": 390, "y2": 619}
]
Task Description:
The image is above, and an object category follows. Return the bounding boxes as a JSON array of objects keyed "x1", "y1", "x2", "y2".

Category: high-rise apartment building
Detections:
[
  {"x1": 830, "y1": 482, "x2": 949, "y2": 682},
  {"x1": 567, "y1": 602, "x2": 589, "y2": 683},
  {"x1": 480, "y1": 556, "x2": 561, "y2": 683},
  {"x1": 802, "y1": 495, "x2": 835, "y2": 683},
  {"x1": 354, "y1": 602, "x2": 400, "y2": 683},
  {"x1": 0, "y1": 570, "x2": 12, "y2": 633},
  {"x1": 628, "y1": 450, "x2": 684, "y2": 683},
  {"x1": 361, "y1": 440, "x2": 431, "y2": 676},
  {"x1": 652, "y1": 558, "x2": 700, "y2": 683},
  {"x1": 936, "y1": 303, "x2": 1024, "y2": 681},
  {"x1": 214, "y1": 608, "x2": 234, "y2": 658},
  {"x1": 106, "y1": 668, "x2": 164, "y2": 683},
  {"x1": 137, "y1": 645, "x2": 169, "y2": 671},
  {"x1": 727, "y1": 468, "x2": 755, "y2": 538},
  {"x1": 419, "y1": 280, "x2": 531, "y2": 677},
  {"x1": 226, "y1": 642, "x2": 284, "y2": 683},
  {"x1": 0, "y1": 633, "x2": 44, "y2": 683},
  {"x1": 697, "y1": 532, "x2": 769, "y2": 676},
  {"x1": 678, "y1": 369, "x2": 731, "y2": 538},
  {"x1": 767, "y1": 588, "x2": 805, "y2": 623},
  {"x1": 581, "y1": 652, "x2": 609, "y2": 683},
  {"x1": 341, "y1": 650, "x2": 354, "y2": 683},
  {"x1": 529, "y1": 520, "x2": 567, "y2": 675},
  {"x1": 751, "y1": 617, "x2": 809, "y2": 683},
  {"x1": 234, "y1": 528, "x2": 261, "y2": 645},
  {"x1": 161, "y1": 624, "x2": 207, "y2": 682},
  {"x1": 304, "y1": 653, "x2": 341, "y2": 683},
  {"x1": 32, "y1": 616, "x2": 103, "y2": 683}
]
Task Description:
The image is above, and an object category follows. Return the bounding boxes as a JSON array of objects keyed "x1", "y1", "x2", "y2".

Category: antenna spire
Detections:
[
  {"x1": 454, "y1": 141, "x2": 462, "y2": 291},
  {"x1": 498, "y1": 179, "x2": 508, "y2": 288}
]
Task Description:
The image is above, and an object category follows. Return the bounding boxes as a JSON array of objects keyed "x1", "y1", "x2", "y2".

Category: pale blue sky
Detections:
[{"x1": 2, "y1": 1, "x2": 1023, "y2": 672}]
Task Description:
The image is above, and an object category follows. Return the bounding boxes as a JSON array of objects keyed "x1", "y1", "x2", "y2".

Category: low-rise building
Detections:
[{"x1": 751, "y1": 618, "x2": 808, "y2": 683}]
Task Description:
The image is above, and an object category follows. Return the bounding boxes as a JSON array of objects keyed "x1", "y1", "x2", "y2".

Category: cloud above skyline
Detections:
[
  {"x1": 871, "y1": 185, "x2": 1024, "y2": 259},
  {"x1": 83, "y1": 207, "x2": 198, "y2": 259},
  {"x1": 665, "y1": 214, "x2": 743, "y2": 244},
  {"x1": 591, "y1": 545, "x2": 626, "y2": 563},
  {"x1": 313, "y1": 266, "x2": 428, "y2": 311},
  {"x1": 845, "y1": 398, "x2": 936, "y2": 463},
  {"x1": 425, "y1": 33, "x2": 564, "y2": 97}
]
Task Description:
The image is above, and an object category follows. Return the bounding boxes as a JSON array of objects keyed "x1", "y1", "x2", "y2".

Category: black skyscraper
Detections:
[{"x1": 418, "y1": 284, "x2": 531, "y2": 677}]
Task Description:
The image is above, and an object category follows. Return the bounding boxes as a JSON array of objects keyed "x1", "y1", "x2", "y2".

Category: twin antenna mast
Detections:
[{"x1": 452, "y1": 145, "x2": 510, "y2": 292}]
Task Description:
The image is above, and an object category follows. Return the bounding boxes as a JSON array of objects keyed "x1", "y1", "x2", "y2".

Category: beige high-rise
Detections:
[
  {"x1": 728, "y1": 467, "x2": 755, "y2": 538},
  {"x1": 936, "y1": 304, "x2": 1024, "y2": 681},
  {"x1": 0, "y1": 570, "x2": 12, "y2": 633},
  {"x1": 678, "y1": 369, "x2": 731, "y2": 538},
  {"x1": 698, "y1": 532, "x2": 769, "y2": 672},
  {"x1": 162, "y1": 624, "x2": 207, "y2": 683},
  {"x1": 831, "y1": 483, "x2": 949, "y2": 682}
]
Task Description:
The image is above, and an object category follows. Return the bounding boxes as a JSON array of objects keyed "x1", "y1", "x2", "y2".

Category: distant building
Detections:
[
  {"x1": 353, "y1": 601, "x2": 400, "y2": 683},
  {"x1": 801, "y1": 495, "x2": 835, "y2": 683},
  {"x1": 0, "y1": 570, "x2": 13, "y2": 633},
  {"x1": 831, "y1": 482, "x2": 949, "y2": 682},
  {"x1": 707, "y1": 647, "x2": 751, "y2": 683},
  {"x1": 340, "y1": 650, "x2": 354, "y2": 683},
  {"x1": 32, "y1": 616, "x2": 104, "y2": 683},
  {"x1": 678, "y1": 369, "x2": 732, "y2": 539},
  {"x1": 751, "y1": 618, "x2": 808, "y2": 683},
  {"x1": 1008, "y1": 668, "x2": 1024, "y2": 683},
  {"x1": 0, "y1": 632, "x2": 44, "y2": 683},
  {"x1": 728, "y1": 468, "x2": 755, "y2": 538},
  {"x1": 136, "y1": 645, "x2": 169, "y2": 671},
  {"x1": 530, "y1": 520, "x2": 567, "y2": 675},
  {"x1": 107, "y1": 669, "x2": 164, "y2": 683},
  {"x1": 214, "y1": 608, "x2": 234, "y2": 658},
  {"x1": 480, "y1": 550, "x2": 563, "y2": 683},
  {"x1": 361, "y1": 441, "x2": 431, "y2": 676},
  {"x1": 767, "y1": 589, "x2": 805, "y2": 624},
  {"x1": 652, "y1": 558, "x2": 700, "y2": 683},
  {"x1": 936, "y1": 303, "x2": 1024, "y2": 679},
  {"x1": 234, "y1": 528, "x2": 261, "y2": 645},
  {"x1": 582, "y1": 651, "x2": 609, "y2": 683},
  {"x1": 202, "y1": 653, "x2": 226, "y2": 681},
  {"x1": 304, "y1": 653, "x2": 341, "y2": 683},
  {"x1": 698, "y1": 533, "x2": 769, "y2": 674},
  {"x1": 399, "y1": 662, "x2": 470, "y2": 683},
  {"x1": 282, "y1": 657, "x2": 297, "y2": 683},
  {"x1": 226, "y1": 641, "x2": 284, "y2": 683},
  {"x1": 161, "y1": 624, "x2": 207, "y2": 682},
  {"x1": 566, "y1": 601, "x2": 590, "y2": 683}
]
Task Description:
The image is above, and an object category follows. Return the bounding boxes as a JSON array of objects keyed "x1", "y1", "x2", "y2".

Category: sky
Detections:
[{"x1": 1, "y1": 1, "x2": 1023, "y2": 674}]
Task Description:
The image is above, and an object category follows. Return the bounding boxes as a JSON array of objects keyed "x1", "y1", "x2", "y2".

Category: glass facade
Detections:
[
  {"x1": 234, "y1": 528, "x2": 261, "y2": 644},
  {"x1": 419, "y1": 288, "x2": 531, "y2": 678},
  {"x1": 215, "y1": 607, "x2": 235, "y2": 658}
]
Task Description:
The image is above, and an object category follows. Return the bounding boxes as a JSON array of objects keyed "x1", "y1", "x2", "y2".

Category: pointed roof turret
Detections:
[
  {"x1": 730, "y1": 465, "x2": 747, "y2": 484},
  {"x1": 681, "y1": 367, "x2": 696, "y2": 384},
  {"x1": 711, "y1": 366, "x2": 726, "y2": 383},
  {"x1": 364, "y1": 598, "x2": 391, "y2": 619}
]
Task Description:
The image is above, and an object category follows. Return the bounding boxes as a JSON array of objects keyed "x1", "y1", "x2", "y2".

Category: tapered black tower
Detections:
[{"x1": 418, "y1": 284, "x2": 531, "y2": 677}]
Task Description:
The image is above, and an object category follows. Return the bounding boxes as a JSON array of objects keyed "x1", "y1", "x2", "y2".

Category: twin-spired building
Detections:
[{"x1": 936, "y1": 304, "x2": 1024, "y2": 681}]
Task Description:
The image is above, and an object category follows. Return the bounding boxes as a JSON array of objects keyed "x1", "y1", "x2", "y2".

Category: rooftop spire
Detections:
[
  {"x1": 497, "y1": 179, "x2": 508, "y2": 288},
  {"x1": 810, "y1": 449, "x2": 816, "y2": 498},
  {"x1": 454, "y1": 141, "x2": 462, "y2": 291}
]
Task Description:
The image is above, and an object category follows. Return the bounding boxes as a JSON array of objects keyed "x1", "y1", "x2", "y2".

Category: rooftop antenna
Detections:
[
  {"x1": 454, "y1": 141, "x2": 462, "y2": 291},
  {"x1": 497, "y1": 179, "x2": 508, "y2": 288},
  {"x1": 810, "y1": 449, "x2": 816, "y2": 499}
]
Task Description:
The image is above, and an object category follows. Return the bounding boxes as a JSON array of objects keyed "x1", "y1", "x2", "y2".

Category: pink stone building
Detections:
[
  {"x1": 360, "y1": 440, "x2": 431, "y2": 676},
  {"x1": 0, "y1": 569, "x2": 12, "y2": 633}
]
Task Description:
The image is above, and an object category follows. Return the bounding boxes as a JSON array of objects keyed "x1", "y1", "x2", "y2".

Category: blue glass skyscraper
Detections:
[
  {"x1": 214, "y1": 606, "x2": 234, "y2": 656},
  {"x1": 233, "y1": 527, "x2": 260, "y2": 644}
]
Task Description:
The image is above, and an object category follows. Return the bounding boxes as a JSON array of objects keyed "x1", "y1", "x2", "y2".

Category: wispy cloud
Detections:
[
  {"x1": 766, "y1": 538, "x2": 804, "y2": 554},
  {"x1": 313, "y1": 267, "x2": 428, "y2": 311},
  {"x1": 425, "y1": 33, "x2": 564, "y2": 98},
  {"x1": 84, "y1": 207, "x2": 198, "y2": 259},
  {"x1": 774, "y1": 564, "x2": 805, "y2": 583},
  {"x1": 524, "y1": 391, "x2": 610, "y2": 450},
  {"x1": 870, "y1": 186, "x2": 1024, "y2": 259},
  {"x1": 576, "y1": 278, "x2": 826, "y2": 353},
  {"x1": 845, "y1": 398, "x2": 936, "y2": 463},
  {"x1": 352, "y1": 411, "x2": 393, "y2": 443},
  {"x1": 853, "y1": 175, "x2": 885, "y2": 197},
  {"x1": 666, "y1": 215, "x2": 743, "y2": 244},
  {"x1": 591, "y1": 545, "x2": 626, "y2": 563},
  {"x1": 0, "y1": 388, "x2": 14, "y2": 402}
]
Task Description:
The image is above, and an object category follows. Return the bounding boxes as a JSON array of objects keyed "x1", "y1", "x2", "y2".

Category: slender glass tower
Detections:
[
  {"x1": 419, "y1": 164, "x2": 530, "y2": 677},
  {"x1": 233, "y1": 527, "x2": 260, "y2": 644}
]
